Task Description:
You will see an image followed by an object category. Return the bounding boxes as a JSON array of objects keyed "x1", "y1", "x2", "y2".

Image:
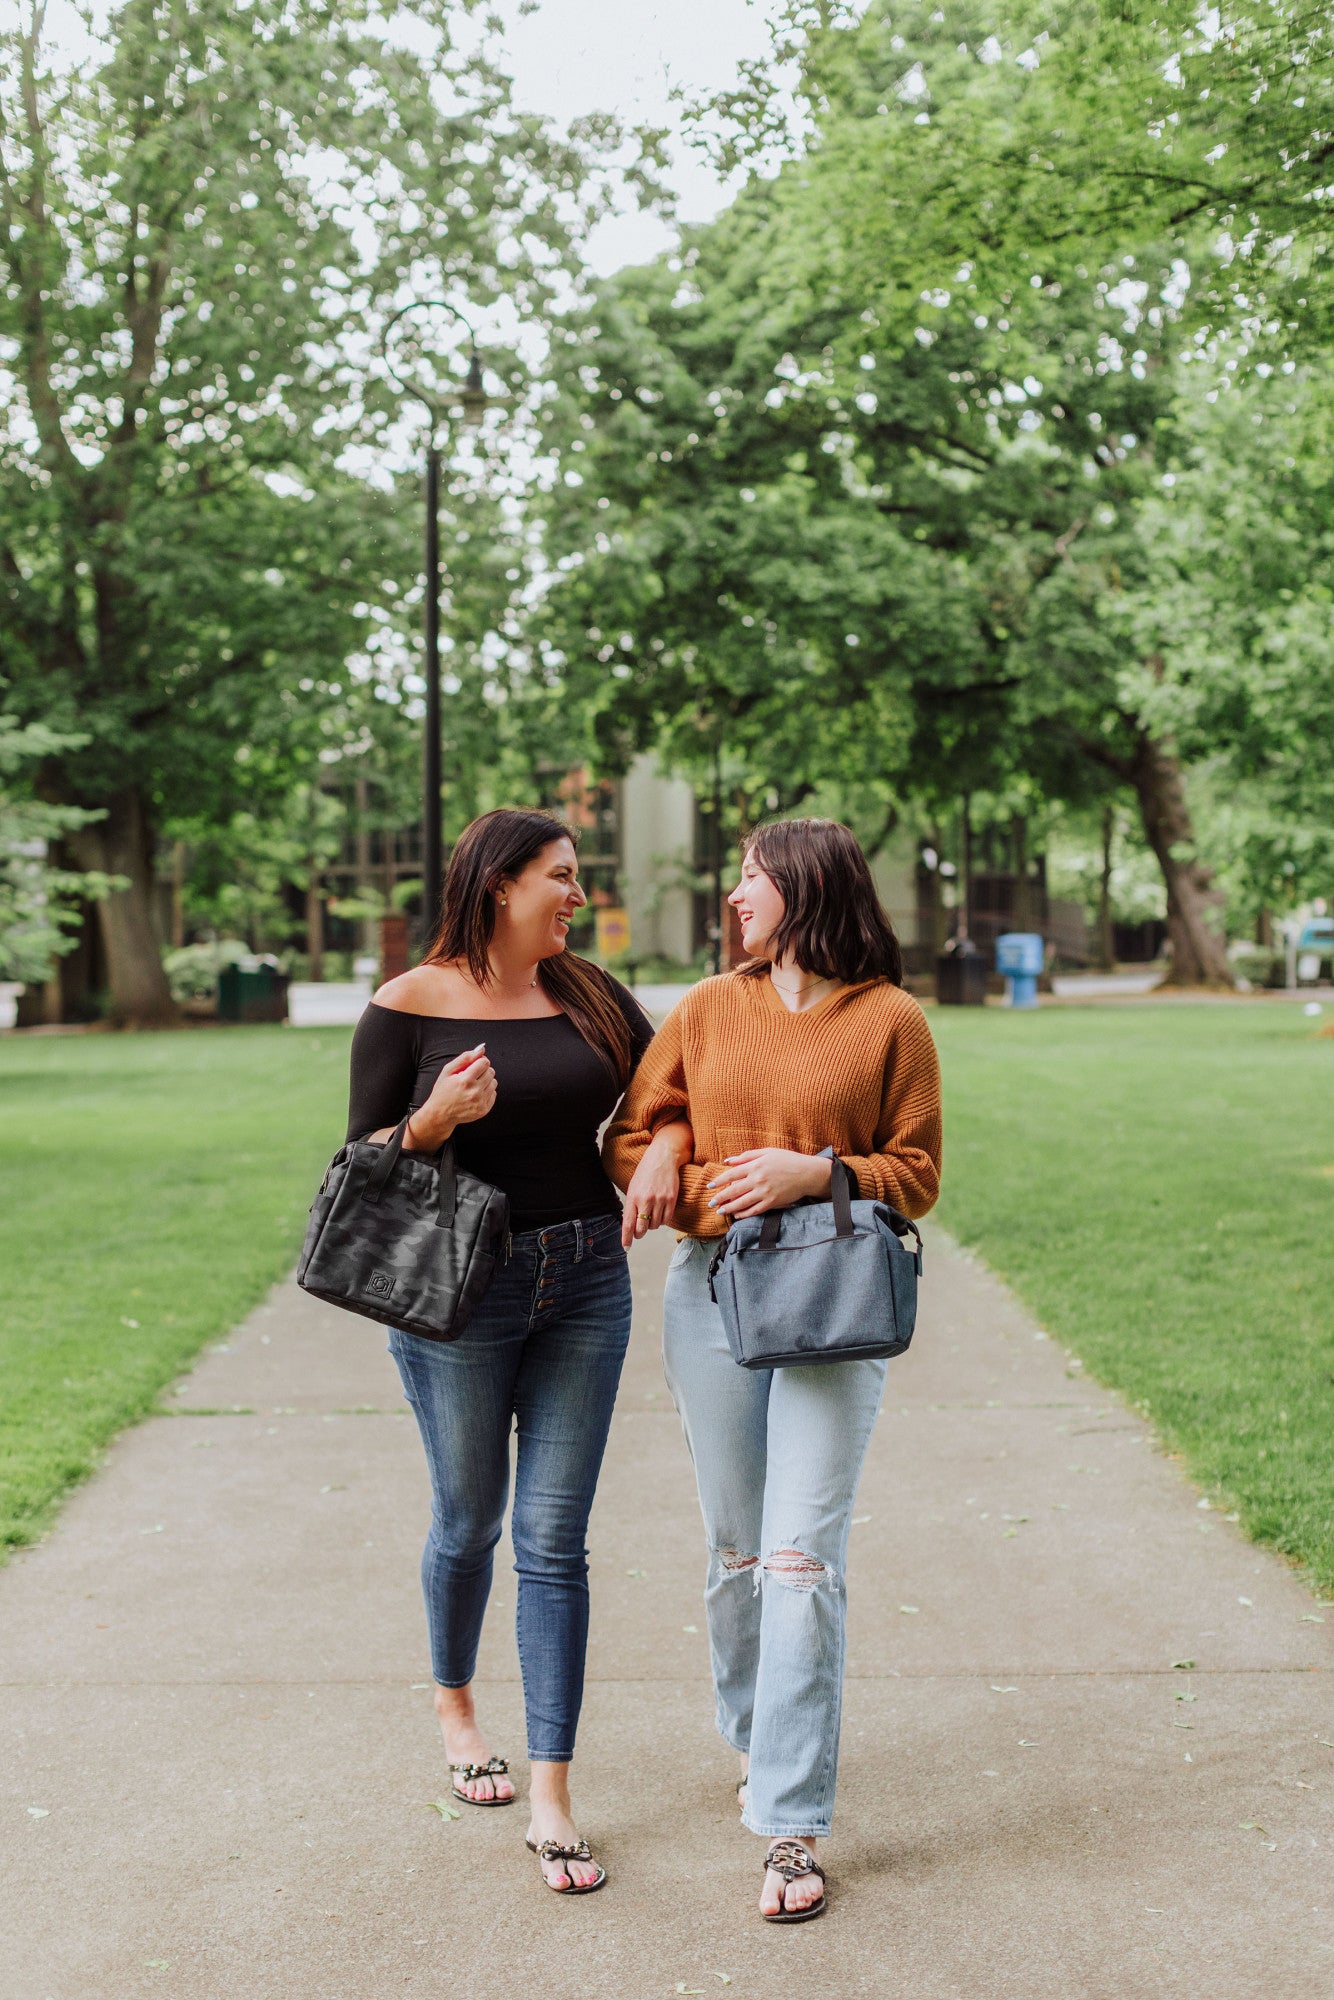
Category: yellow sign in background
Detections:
[{"x1": 595, "y1": 906, "x2": 631, "y2": 960}]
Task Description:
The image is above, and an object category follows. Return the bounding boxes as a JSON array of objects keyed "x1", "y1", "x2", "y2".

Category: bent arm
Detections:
[
  {"x1": 840, "y1": 1007, "x2": 943, "y2": 1219},
  {"x1": 603, "y1": 1006, "x2": 730, "y2": 1237}
]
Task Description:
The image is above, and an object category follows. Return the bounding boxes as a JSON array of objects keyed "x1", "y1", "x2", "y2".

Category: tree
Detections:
[
  {"x1": 0, "y1": 717, "x2": 116, "y2": 983},
  {"x1": 0, "y1": 0, "x2": 633, "y2": 1021},
  {"x1": 537, "y1": 0, "x2": 1334, "y2": 981}
]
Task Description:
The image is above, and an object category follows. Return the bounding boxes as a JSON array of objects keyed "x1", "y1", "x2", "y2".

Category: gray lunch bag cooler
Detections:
[{"x1": 706, "y1": 1154, "x2": 923, "y2": 1369}]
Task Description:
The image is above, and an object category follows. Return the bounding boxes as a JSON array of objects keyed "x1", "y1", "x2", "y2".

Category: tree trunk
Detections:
[
  {"x1": 1128, "y1": 737, "x2": 1233, "y2": 987},
  {"x1": 69, "y1": 788, "x2": 179, "y2": 1026},
  {"x1": 306, "y1": 870, "x2": 325, "y2": 982},
  {"x1": 1093, "y1": 804, "x2": 1116, "y2": 971},
  {"x1": 1010, "y1": 814, "x2": 1034, "y2": 931}
]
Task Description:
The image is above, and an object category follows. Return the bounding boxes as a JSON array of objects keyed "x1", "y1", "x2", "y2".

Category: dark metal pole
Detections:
[
  {"x1": 710, "y1": 732, "x2": 723, "y2": 976},
  {"x1": 422, "y1": 440, "x2": 443, "y2": 940}
]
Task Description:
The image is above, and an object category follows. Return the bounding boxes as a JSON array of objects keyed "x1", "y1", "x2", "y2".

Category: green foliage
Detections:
[
  {"x1": 0, "y1": 1023, "x2": 349, "y2": 1552},
  {"x1": 0, "y1": 716, "x2": 117, "y2": 982},
  {"x1": 936, "y1": 1000, "x2": 1334, "y2": 1592},
  {"x1": 536, "y1": 0, "x2": 1334, "y2": 969},
  {"x1": 0, "y1": 0, "x2": 644, "y2": 1011}
]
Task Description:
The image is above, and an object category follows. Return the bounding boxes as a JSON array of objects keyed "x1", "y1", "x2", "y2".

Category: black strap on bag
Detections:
[{"x1": 361, "y1": 1116, "x2": 458, "y2": 1228}]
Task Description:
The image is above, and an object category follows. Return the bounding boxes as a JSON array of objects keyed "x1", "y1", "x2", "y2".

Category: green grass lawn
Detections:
[
  {"x1": 932, "y1": 999, "x2": 1334, "y2": 1593},
  {"x1": 0, "y1": 1025, "x2": 350, "y2": 1552},
  {"x1": 2, "y1": 1004, "x2": 1331, "y2": 1593}
]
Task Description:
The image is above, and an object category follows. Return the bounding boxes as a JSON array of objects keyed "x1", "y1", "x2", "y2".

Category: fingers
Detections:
[{"x1": 442, "y1": 1042, "x2": 488, "y2": 1075}]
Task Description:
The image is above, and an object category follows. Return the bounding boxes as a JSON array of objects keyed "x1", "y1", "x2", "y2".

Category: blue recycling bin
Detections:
[{"x1": 994, "y1": 932, "x2": 1044, "y2": 1009}]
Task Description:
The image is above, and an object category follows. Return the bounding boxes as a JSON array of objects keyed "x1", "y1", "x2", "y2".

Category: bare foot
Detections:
[
  {"x1": 526, "y1": 1802, "x2": 602, "y2": 1890},
  {"x1": 737, "y1": 1752, "x2": 749, "y2": 1812},
  {"x1": 527, "y1": 1760, "x2": 601, "y2": 1890},
  {"x1": 434, "y1": 1685, "x2": 515, "y2": 1804},
  {"x1": 759, "y1": 1837, "x2": 823, "y2": 1918}
]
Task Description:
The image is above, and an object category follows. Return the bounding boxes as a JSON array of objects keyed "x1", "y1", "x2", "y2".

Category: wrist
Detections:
[
  {"x1": 806, "y1": 1154, "x2": 833, "y2": 1195},
  {"x1": 405, "y1": 1110, "x2": 454, "y2": 1151}
]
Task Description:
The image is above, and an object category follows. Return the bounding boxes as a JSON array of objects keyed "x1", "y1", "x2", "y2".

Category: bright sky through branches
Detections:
[{"x1": 30, "y1": 0, "x2": 782, "y2": 274}]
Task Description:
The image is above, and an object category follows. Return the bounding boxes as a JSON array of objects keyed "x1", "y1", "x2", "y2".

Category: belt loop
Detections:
[{"x1": 573, "y1": 1218, "x2": 585, "y2": 1262}]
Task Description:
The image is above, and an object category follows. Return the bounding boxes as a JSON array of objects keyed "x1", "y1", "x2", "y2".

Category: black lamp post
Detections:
[{"x1": 381, "y1": 304, "x2": 488, "y2": 941}]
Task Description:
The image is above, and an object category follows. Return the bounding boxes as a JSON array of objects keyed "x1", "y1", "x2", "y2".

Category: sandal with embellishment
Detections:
[
  {"x1": 449, "y1": 1756, "x2": 515, "y2": 1807},
  {"x1": 761, "y1": 1838, "x2": 827, "y2": 1923},
  {"x1": 525, "y1": 1833, "x2": 607, "y2": 1894}
]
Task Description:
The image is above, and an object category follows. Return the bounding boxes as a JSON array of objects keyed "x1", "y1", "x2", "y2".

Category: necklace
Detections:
[{"x1": 770, "y1": 970, "x2": 833, "y2": 999}]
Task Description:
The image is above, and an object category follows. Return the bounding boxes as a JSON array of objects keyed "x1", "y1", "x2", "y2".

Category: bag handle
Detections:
[
  {"x1": 757, "y1": 1153, "x2": 857, "y2": 1248},
  {"x1": 362, "y1": 1116, "x2": 457, "y2": 1229}
]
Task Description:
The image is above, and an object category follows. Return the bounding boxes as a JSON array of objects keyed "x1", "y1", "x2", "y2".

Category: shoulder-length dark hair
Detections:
[
  {"x1": 738, "y1": 818, "x2": 903, "y2": 987},
  {"x1": 425, "y1": 807, "x2": 634, "y2": 1088}
]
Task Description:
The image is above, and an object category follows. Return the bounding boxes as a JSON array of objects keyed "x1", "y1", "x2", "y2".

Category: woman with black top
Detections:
[{"x1": 347, "y1": 808, "x2": 688, "y2": 1893}]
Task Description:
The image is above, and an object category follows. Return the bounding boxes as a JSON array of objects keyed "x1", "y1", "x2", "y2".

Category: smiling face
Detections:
[
  {"x1": 728, "y1": 847, "x2": 787, "y2": 961},
  {"x1": 496, "y1": 836, "x2": 586, "y2": 961}
]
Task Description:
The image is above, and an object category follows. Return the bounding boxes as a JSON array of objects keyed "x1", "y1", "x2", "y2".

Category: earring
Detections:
[{"x1": 500, "y1": 895, "x2": 507, "y2": 906}]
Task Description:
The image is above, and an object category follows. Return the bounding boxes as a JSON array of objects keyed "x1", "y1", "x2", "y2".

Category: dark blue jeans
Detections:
[{"x1": 388, "y1": 1213, "x2": 631, "y2": 1763}]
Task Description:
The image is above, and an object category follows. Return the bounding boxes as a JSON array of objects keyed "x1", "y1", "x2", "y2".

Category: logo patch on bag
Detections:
[{"x1": 366, "y1": 1270, "x2": 396, "y2": 1300}]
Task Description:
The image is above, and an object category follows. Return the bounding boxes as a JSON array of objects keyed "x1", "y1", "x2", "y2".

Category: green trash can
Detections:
[{"x1": 217, "y1": 961, "x2": 289, "y2": 1024}]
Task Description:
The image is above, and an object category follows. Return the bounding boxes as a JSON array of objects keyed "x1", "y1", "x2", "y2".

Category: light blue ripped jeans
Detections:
[{"x1": 662, "y1": 1236, "x2": 887, "y2": 1839}]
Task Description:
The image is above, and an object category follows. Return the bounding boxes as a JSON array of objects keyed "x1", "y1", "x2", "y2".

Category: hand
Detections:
[
  {"x1": 621, "y1": 1125, "x2": 690, "y2": 1247},
  {"x1": 407, "y1": 1044, "x2": 497, "y2": 1149},
  {"x1": 706, "y1": 1148, "x2": 832, "y2": 1221}
]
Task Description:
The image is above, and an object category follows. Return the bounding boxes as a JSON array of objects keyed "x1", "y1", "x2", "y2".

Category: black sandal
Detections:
[
  {"x1": 761, "y1": 1839, "x2": 827, "y2": 1923},
  {"x1": 525, "y1": 1834, "x2": 607, "y2": 1894},
  {"x1": 449, "y1": 1756, "x2": 515, "y2": 1807}
]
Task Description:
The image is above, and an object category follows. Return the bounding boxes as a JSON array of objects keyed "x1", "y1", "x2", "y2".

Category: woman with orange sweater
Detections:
[{"x1": 604, "y1": 818, "x2": 941, "y2": 1923}]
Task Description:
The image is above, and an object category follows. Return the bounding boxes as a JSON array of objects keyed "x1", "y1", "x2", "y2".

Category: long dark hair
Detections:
[
  {"x1": 738, "y1": 818, "x2": 903, "y2": 987},
  {"x1": 426, "y1": 807, "x2": 635, "y2": 1087}
]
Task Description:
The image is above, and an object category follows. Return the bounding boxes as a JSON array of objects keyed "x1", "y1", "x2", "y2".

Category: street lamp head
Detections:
[{"x1": 460, "y1": 349, "x2": 487, "y2": 428}]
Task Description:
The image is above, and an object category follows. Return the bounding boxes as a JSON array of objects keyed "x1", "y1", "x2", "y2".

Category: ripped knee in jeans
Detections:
[
  {"x1": 761, "y1": 1547, "x2": 831, "y2": 1593},
  {"x1": 716, "y1": 1545, "x2": 759, "y2": 1576}
]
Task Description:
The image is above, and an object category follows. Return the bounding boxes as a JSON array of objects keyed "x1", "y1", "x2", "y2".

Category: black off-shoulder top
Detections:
[{"x1": 345, "y1": 978, "x2": 655, "y2": 1233}]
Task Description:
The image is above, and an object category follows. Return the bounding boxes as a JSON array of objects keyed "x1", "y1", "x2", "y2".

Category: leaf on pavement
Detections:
[
  {"x1": 1238, "y1": 1821, "x2": 1268, "y2": 1834},
  {"x1": 1171, "y1": 1659, "x2": 1195, "y2": 1670},
  {"x1": 898, "y1": 1604, "x2": 920, "y2": 1614},
  {"x1": 990, "y1": 1685, "x2": 1018, "y2": 1694},
  {"x1": 27, "y1": 1806, "x2": 49, "y2": 1817},
  {"x1": 677, "y1": 1985, "x2": 705, "y2": 1995},
  {"x1": 424, "y1": 1799, "x2": 461, "y2": 1821}
]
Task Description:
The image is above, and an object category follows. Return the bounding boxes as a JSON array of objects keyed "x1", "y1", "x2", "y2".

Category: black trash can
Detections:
[{"x1": 935, "y1": 937, "x2": 987, "y2": 1006}]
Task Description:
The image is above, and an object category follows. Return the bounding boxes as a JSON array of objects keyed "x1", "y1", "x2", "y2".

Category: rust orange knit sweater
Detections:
[{"x1": 602, "y1": 970, "x2": 942, "y2": 1239}]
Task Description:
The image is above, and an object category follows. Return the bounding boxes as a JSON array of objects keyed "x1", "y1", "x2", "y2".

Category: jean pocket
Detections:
[
  {"x1": 667, "y1": 1236, "x2": 697, "y2": 1271},
  {"x1": 586, "y1": 1218, "x2": 629, "y2": 1263}
]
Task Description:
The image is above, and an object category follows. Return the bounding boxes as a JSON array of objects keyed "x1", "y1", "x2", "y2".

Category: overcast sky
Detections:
[
  {"x1": 498, "y1": 0, "x2": 778, "y2": 271},
  {"x1": 27, "y1": 0, "x2": 783, "y2": 276}
]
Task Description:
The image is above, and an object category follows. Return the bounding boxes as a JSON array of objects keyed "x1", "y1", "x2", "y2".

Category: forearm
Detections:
[
  {"x1": 645, "y1": 1115, "x2": 693, "y2": 1165},
  {"x1": 365, "y1": 1108, "x2": 457, "y2": 1151}
]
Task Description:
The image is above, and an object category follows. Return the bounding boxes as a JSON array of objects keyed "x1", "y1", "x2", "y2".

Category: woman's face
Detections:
[
  {"x1": 728, "y1": 846, "x2": 786, "y2": 960},
  {"x1": 497, "y1": 837, "x2": 586, "y2": 960}
]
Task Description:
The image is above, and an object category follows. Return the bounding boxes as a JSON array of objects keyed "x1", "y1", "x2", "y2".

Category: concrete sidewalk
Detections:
[{"x1": 3, "y1": 1229, "x2": 1331, "y2": 2000}]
